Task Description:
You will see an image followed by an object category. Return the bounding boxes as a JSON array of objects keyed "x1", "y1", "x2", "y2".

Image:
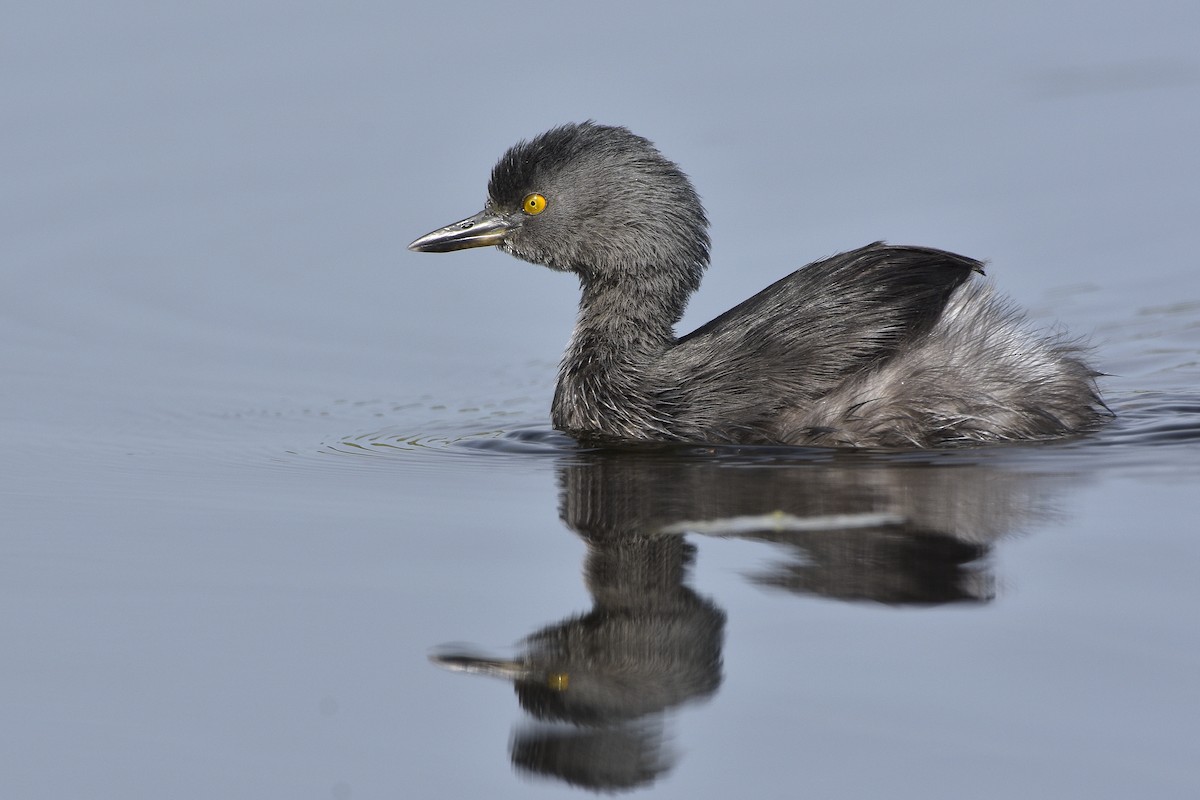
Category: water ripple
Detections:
[
  {"x1": 296, "y1": 387, "x2": 1200, "y2": 478},
  {"x1": 323, "y1": 422, "x2": 577, "y2": 460},
  {"x1": 1093, "y1": 392, "x2": 1200, "y2": 447}
]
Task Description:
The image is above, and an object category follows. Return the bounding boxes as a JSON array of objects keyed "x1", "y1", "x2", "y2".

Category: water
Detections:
[{"x1": 4, "y1": 2, "x2": 1200, "y2": 798}]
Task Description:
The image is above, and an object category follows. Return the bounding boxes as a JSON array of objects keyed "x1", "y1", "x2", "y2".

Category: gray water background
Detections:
[{"x1": 4, "y1": 2, "x2": 1200, "y2": 798}]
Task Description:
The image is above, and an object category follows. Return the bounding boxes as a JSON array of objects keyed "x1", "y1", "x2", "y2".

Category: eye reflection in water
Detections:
[{"x1": 432, "y1": 449, "x2": 1074, "y2": 792}]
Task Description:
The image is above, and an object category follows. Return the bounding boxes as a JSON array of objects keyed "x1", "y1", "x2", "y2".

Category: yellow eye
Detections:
[{"x1": 523, "y1": 193, "x2": 547, "y2": 215}]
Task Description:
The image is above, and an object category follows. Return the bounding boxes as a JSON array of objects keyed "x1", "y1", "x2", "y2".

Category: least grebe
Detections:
[{"x1": 409, "y1": 122, "x2": 1106, "y2": 447}]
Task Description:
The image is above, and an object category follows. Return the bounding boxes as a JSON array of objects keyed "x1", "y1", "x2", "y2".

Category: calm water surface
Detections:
[{"x1": 4, "y1": 3, "x2": 1200, "y2": 798}]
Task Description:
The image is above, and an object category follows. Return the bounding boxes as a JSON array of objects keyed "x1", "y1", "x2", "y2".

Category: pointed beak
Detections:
[
  {"x1": 408, "y1": 208, "x2": 512, "y2": 253},
  {"x1": 429, "y1": 653, "x2": 533, "y2": 680}
]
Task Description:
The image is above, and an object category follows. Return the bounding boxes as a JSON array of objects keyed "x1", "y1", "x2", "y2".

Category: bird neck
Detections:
[
  {"x1": 552, "y1": 272, "x2": 690, "y2": 439},
  {"x1": 570, "y1": 273, "x2": 684, "y2": 362}
]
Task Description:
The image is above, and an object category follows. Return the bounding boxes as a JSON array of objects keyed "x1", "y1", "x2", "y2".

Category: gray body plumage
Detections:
[{"x1": 411, "y1": 122, "x2": 1107, "y2": 448}]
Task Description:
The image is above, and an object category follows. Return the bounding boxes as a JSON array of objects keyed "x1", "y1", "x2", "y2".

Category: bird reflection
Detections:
[
  {"x1": 436, "y1": 500, "x2": 723, "y2": 791},
  {"x1": 433, "y1": 449, "x2": 1070, "y2": 792}
]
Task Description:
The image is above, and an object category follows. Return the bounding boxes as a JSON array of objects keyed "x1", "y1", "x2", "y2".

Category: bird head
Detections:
[{"x1": 410, "y1": 122, "x2": 709, "y2": 293}]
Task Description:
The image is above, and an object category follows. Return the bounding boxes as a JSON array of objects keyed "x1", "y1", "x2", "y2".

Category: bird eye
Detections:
[{"x1": 522, "y1": 193, "x2": 547, "y2": 215}]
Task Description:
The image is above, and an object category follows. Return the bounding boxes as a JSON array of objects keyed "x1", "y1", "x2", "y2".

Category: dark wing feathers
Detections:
[{"x1": 669, "y1": 242, "x2": 983, "y2": 404}]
